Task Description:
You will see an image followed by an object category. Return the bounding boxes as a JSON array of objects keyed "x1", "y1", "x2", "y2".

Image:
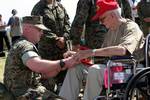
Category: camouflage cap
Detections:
[{"x1": 22, "y1": 16, "x2": 49, "y2": 31}]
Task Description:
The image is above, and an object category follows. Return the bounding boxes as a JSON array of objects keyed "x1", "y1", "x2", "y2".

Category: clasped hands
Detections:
[{"x1": 63, "y1": 49, "x2": 92, "y2": 69}]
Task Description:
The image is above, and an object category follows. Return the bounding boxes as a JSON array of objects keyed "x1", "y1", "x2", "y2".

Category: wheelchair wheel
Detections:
[{"x1": 124, "y1": 67, "x2": 150, "y2": 100}]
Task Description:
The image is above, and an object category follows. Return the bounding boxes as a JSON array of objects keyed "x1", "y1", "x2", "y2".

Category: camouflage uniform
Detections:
[
  {"x1": 117, "y1": 0, "x2": 132, "y2": 19},
  {"x1": 31, "y1": 0, "x2": 70, "y2": 92},
  {"x1": 70, "y1": 0, "x2": 107, "y2": 63},
  {"x1": 3, "y1": 37, "x2": 63, "y2": 100},
  {"x1": 0, "y1": 82, "x2": 15, "y2": 100},
  {"x1": 31, "y1": 0, "x2": 70, "y2": 60},
  {"x1": 137, "y1": 0, "x2": 150, "y2": 36}
]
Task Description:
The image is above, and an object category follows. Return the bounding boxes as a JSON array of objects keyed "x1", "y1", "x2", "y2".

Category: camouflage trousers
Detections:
[
  {"x1": 0, "y1": 82, "x2": 15, "y2": 100},
  {"x1": 40, "y1": 70, "x2": 67, "y2": 93},
  {"x1": 0, "y1": 83, "x2": 64, "y2": 100},
  {"x1": 16, "y1": 86, "x2": 65, "y2": 100},
  {"x1": 141, "y1": 22, "x2": 150, "y2": 37},
  {"x1": 38, "y1": 41, "x2": 67, "y2": 93}
]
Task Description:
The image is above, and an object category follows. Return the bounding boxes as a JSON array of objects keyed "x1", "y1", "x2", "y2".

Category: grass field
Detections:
[
  {"x1": 0, "y1": 38, "x2": 10, "y2": 83},
  {"x1": 0, "y1": 56, "x2": 6, "y2": 83}
]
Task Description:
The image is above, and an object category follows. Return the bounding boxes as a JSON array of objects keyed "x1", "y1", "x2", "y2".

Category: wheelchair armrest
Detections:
[
  {"x1": 110, "y1": 56, "x2": 134, "y2": 60},
  {"x1": 109, "y1": 56, "x2": 135, "y2": 64}
]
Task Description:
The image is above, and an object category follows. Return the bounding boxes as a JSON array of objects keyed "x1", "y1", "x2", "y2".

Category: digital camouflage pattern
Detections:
[
  {"x1": 0, "y1": 82, "x2": 15, "y2": 100},
  {"x1": 70, "y1": 0, "x2": 107, "y2": 49},
  {"x1": 70, "y1": 0, "x2": 107, "y2": 64},
  {"x1": 117, "y1": 0, "x2": 132, "y2": 19},
  {"x1": 31, "y1": 0, "x2": 70, "y2": 92},
  {"x1": 137, "y1": 0, "x2": 150, "y2": 36},
  {"x1": 71, "y1": 0, "x2": 131, "y2": 49},
  {"x1": 31, "y1": 0, "x2": 70, "y2": 60},
  {"x1": 3, "y1": 37, "x2": 63, "y2": 100}
]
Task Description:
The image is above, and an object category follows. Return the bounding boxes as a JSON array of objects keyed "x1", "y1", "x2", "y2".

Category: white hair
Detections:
[{"x1": 106, "y1": 7, "x2": 122, "y2": 17}]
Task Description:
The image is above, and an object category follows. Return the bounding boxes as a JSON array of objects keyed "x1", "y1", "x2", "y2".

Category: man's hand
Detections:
[
  {"x1": 56, "y1": 37, "x2": 65, "y2": 49},
  {"x1": 144, "y1": 17, "x2": 150, "y2": 22},
  {"x1": 63, "y1": 51, "x2": 76, "y2": 58},
  {"x1": 73, "y1": 50, "x2": 92, "y2": 62},
  {"x1": 0, "y1": 25, "x2": 7, "y2": 30},
  {"x1": 72, "y1": 44, "x2": 80, "y2": 52},
  {"x1": 63, "y1": 56, "x2": 79, "y2": 69}
]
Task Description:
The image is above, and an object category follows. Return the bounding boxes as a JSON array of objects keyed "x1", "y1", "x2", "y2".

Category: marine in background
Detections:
[{"x1": 31, "y1": 0, "x2": 71, "y2": 92}]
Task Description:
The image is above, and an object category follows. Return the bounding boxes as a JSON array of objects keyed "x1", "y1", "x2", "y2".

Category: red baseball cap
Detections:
[{"x1": 92, "y1": 0, "x2": 119, "y2": 21}]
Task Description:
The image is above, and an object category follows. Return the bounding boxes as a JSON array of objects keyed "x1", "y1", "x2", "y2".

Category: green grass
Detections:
[
  {"x1": 0, "y1": 57, "x2": 6, "y2": 83},
  {"x1": 0, "y1": 34, "x2": 10, "y2": 82}
]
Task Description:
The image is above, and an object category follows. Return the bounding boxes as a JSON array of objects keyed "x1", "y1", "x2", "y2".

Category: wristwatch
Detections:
[{"x1": 59, "y1": 59, "x2": 65, "y2": 68}]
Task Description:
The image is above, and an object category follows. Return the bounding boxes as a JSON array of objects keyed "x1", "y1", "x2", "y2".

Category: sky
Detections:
[{"x1": 0, "y1": 0, "x2": 78, "y2": 23}]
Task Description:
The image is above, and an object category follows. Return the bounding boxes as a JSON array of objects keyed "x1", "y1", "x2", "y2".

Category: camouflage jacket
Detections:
[
  {"x1": 117, "y1": 0, "x2": 132, "y2": 19},
  {"x1": 137, "y1": 0, "x2": 150, "y2": 22},
  {"x1": 70, "y1": 0, "x2": 107, "y2": 49},
  {"x1": 31, "y1": 0, "x2": 70, "y2": 37},
  {"x1": 31, "y1": 0, "x2": 71, "y2": 60},
  {"x1": 3, "y1": 37, "x2": 42, "y2": 97}
]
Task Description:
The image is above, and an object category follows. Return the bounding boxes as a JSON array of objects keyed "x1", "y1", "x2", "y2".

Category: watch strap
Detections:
[{"x1": 59, "y1": 59, "x2": 65, "y2": 68}]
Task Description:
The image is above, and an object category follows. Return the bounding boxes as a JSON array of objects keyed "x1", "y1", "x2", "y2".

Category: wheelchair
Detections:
[
  {"x1": 95, "y1": 33, "x2": 150, "y2": 100},
  {"x1": 124, "y1": 67, "x2": 150, "y2": 100},
  {"x1": 94, "y1": 56, "x2": 138, "y2": 100},
  {"x1": 124, "y1": 33, "x2": 150, "y2": 100}
]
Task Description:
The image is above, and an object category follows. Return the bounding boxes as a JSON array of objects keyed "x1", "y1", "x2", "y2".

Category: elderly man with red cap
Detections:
[{"x1": 59, "y1": 0, "x2": 144, "y2": 100}]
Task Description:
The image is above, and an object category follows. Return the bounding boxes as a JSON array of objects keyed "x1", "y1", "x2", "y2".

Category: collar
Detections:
[{"x1": 47, "y1": 1, "x2": 58, "y2": 9}]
